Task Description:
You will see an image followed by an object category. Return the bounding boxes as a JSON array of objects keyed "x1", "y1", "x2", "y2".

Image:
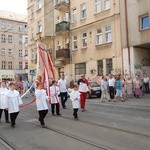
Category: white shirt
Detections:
[
  {"x1": 108, "y1": 78, "x2": 115, "y2": 87},
  {"x1": 70, "y1": 90, "x2": 80, "y2": 108},
  {"x1": 0, "y1": 87, "x2": 9, "y2": 109},
  {"x1": 5, "y1": 90, "x2": 23, "y2": 113},
  {"x1": 57, "y1": 79, "x2": 67, "y2": 93},
  {"x1": 50, "y1": 85, "x2": 60, "y2": 104},
  {"x1": 101, "y1": 80, "x2": 108, "y2": 91},
  {"x1": 78, "y1": 82, "x2": 89, "y2": 92},
  {"x1": 35, "y1": 89, "x2": 48, "y2": 111},
  {"x1": 144, "y1": 77, "x2": 149, "y2": 83}
]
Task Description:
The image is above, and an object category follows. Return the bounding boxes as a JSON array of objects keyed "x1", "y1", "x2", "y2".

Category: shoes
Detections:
[
  {"x1": 81, "y1": 109, "x2": 86, "y2": 112},
  {"x1": 6, "y1": 121, "x2": 11, "y2": 123},
  {"x1": 11, "y1": 125, "x2": 15, "y2": 128},
  {"x1": 57, "y1": 114, "x2": 61, "y2": 116},
  {"x1": 41, "y1": 125, "x2": 46, "y2": 128},
  {"x1": 52, "y1": 114, "x2": 56, "y2": 116}
]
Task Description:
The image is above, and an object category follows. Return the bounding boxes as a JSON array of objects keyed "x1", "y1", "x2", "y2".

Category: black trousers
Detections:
[
  {"x1": 73, "y1": 108, "x2": 78, "y2": 118},
  {"x1": 0, "y1": 109, "x2": 9, "y2": 122},
  {"x1": 109, "y1": 86, "x2": 115, "y2": 99},
  {"x1": 60, "y1": 92, "x2": 68, "y2": 108},
  {"x1": 144, "y1": 83, "x2": 149, "y2": 93},
  {"x1": 38, "y1": 109, "x2": 48, "y2": 125},
  {"x1": 51, "y1": 103, "x2": 60, "y2": 115},
  {"x1": 10, "y1": 112, "x2": 19, "y2": 126}
]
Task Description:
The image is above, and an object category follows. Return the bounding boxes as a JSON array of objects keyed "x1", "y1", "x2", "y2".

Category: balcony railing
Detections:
[
  {"x1": 55, "y1": 21, "x2": 70, "y2": 34},
  {"x1": 56, "y1": 48, "x2": 70, "y2": 60},
  {"x1": 55, "y1": 0, "x2": 69, "y2": 11}
]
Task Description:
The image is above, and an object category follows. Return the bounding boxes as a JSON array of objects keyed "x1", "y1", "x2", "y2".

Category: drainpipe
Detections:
[{"x1": 124, "y1": 0, "x2": 131, "y2": 74}]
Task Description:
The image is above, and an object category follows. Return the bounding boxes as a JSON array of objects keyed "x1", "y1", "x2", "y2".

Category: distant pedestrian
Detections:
[
  {"x1": 108, "y1": 74, "x2": 116, "y2": 100},
  {"x1": 133, "y1": 76, "x2": 142, "y2": 98},
  {"x1": 57, "y1": 74, "x2": 68, "y2": 109},
  {"x1": 114, "y1": 76, "x2": 123, "y2": 102},
  {"x1": 100, "y1": 76, "x2": 110, "y2": 102},
  {"x1": 70, "y1": 84, "x2": 80, "y2": 120},
  {"x1": 126, "y1": 76, "x2": 133, "y2": 98},
  {"x1": 50, "y1": 81, "x2": 61, "y2": 116},
  {"x1": 5, "y1": 83, "x2": 23, "y2": 128},
  {"x1": 0, "y1": 81, "x2": 10, "y2": 123},
  {"x1": 78, "y1": 79, "x2": 89, "y2": 112},
  {"x1": 35, "y1": 82, "x2": 49, "y2": 128},
  {"x1": 143, "y1": 74, "x2": 149, "y2": 93}
]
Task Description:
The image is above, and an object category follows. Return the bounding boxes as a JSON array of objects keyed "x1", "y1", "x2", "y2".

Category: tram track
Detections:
[
  {"x1": 20, "y1": 116, "x2": 113, "y2": 150},
  {"x1": 0, "y1": 135, "x2": 18, "y2": 150}
]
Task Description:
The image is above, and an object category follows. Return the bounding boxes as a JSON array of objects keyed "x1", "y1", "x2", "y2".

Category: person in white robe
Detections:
[
  {"x1": 5, "y1": 83, "x2": 23, "y2": 128},
  {"x1": 70, "y1": 84, "x2": 80, "y2": 120},
  {"x1": 50, "y1": 81, "x2": 61, "y2": 116},
  {"x1": 35, "y1": 82, "x2": 49, "y2": 128},
  {"x1": 0, "y1": 81, "x2": 10, "y2": 123}
]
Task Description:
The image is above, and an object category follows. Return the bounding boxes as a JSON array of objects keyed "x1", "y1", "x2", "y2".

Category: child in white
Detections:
[
  {"x1": 70, "y1": 84, "x2": 80, "y2": 120},
  {"x1": 5, "y1": 83, "x2": 23, "y2": 128},
  {"x1": 35, "y1": 82, "x2": 49, "y2": 128},
  {"x1": 50, "y1": 81, "x2": 61, "y2": 116}
]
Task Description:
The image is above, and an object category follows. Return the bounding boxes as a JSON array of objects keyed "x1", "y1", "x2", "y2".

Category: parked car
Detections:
[{"x1": 87, "y1": 81, "x2": 101, "y2": 99}]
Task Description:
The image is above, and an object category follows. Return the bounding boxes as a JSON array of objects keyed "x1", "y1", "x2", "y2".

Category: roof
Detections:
[{"x1": 0, "y1": 10, "x2": 27, "y2": 22}]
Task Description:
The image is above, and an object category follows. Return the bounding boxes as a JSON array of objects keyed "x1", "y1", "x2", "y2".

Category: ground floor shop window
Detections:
[
  {"x1": 75, "y1": 63, "x2": 86, "y2": 75},
  {"x1": 106, "y1": 59, "x2": 113, "y2": 74},
  {"x1": 98, "y1": 60, "x2": 103, "y2": 76}
]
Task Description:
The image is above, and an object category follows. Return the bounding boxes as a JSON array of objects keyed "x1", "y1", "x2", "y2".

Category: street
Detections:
[{"x1": 0, "y1": 94, "x2": 150, "y2": 150}]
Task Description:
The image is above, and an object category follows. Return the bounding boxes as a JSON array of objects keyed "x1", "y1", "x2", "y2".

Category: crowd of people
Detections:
[{"x1": 0, "y1": 73, "x2": 149, "y2": 128}]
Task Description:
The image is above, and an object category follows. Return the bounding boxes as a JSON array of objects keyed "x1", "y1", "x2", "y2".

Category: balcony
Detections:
[
  {"x1": 55, "y1": 0, "x2": 69, "y2": 11},
  {"x1": 56, "y1": 48, "x2": 70, "y2": 61},
  {"x1": 55, "y1": 21, "x2": 70, "y2": 35}
]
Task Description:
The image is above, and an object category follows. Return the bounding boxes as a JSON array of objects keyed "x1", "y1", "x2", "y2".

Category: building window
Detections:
[
  {"x1": 106, "y1": 58, "x2": 112, "y2": 74},
  {"x1": 8, "y1": 35, "x2": 12, "y2": 43},
  {"x1": 19, "y1": 62, "x2": 23, "y2": 70},
  {"x1": 57, "y1": 41, "x2": 61, "y2": 50},
  {"x1": 96, "y1": 28, "x2": 102, "y2": 45},
  {"x1": 8, "y1": 62, "x2": 13, "y2": 69},
  {"x1": 82, "y1": 33, "x2": 87, "y2": 48},
  {"x1": 25, "y1": 62, "x2": 28, "y2": 69},
  {"x1": 105, "y1": 25, "x2": 112, "y2": 43},
  {"x1": 25, "y1": 50, "x2": 28, "y2": 56},
  {"x1": 19, "y1": 50, "x2": 22, "y2": 57},
  {"x1": 8, "y1": 23, "x2": 12, "y2": 30},
  {"x1": 37, "y1": 20, "x2": 42, "y2": 33},
  {"x1": 72, "y1": 8, "x2": 77, "y2": 22},
  {"x1": 25, "y1": 37, "x2": 28, "y2": 43},
  {"x1": 1, "y1": 48, "x2": 5, "y2": 55},
  {"x1": 19, "y1": 34, "x2": 22, "y2": 44},
  {"x1": 1, "y1": 22, "x2": 5, "y2": 29},
  {"x1": 98, "y1": 60, "x2": 103, "y2": 76},
  {"x1": 37, "y1": 0, "x2": 42, "y2": 10},
  {"x1": 72, "y1": 35, "x2": 78, "y2": 50},
  {"x1": 30, "y1": 9, "x2": 34, "y2": 20},
  {"x1": 31, "y1": 28, "x2": 34, "y2": 39},
  {"x1": 2, "y1": 61, "x2": 6, "y2": 69},
  {"x1": 1, "y1": 34, "x2": 6, "y2": 42},
  {"x1": 95, "y1": 0, "x2": 101, "y2": 13},
  {"x1": 8, "y1": 49, "x2": 13, "y2": 56},
  {"x1": 75, "y1": 63, "x2": 86, "y2": 75},
  {"x1": 104, "y1": 0, "x2": 110, "y2": 10},
  {"x1": 64, "y1": 12, "x2": 69, "y2": 21},
  {"x1": 19, "y1": 25, "x2": 24, "y2": 32},
  {"x1": 140, "y1": 15, "x2": 150, "y2": 30},
  {"x1": 64, "y1": 38, "x2": 69, "y2": 48},
  {"x1": 57, "y1": 16, "x2": 60, "y2": 23},
  {"x1": 81, "y1": 3, "x2": 86, "y2": 19}
]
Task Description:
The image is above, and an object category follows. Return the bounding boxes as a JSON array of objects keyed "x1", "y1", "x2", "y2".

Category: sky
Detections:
[{"x1": 0, "y1": 0, "x2": 27, "y2": 14}]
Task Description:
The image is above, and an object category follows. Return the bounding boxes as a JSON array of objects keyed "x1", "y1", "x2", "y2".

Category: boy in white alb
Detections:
[
  {"x1": 35, "y1": 82, "x2": 49, "y2": 128},
  {"x1": 70, "y1": 84, "x2": 80, "y2": 120},
  {"x1": 0, "y1": 81, "x2": 10, "y2": 123},
  {"x1": 50, "y1": 81, "x2": 61, "y2": 116},
  {"x1": 5, "y1": 83, "x2": 23, "y2": 128}
]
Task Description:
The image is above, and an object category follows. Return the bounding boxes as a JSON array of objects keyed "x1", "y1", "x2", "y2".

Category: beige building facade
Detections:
[
  {"x1": 54, "y1": 0, "x2": 122, "y2": 81},
  {"x1": 120, "y1": 0, "x2": 150, "y2": 76},
  {"x1": 27, "y1": 0, "x2": 54, "y2": 80},
  {"x1": 0, "y1": 10, "x2": 28, "y2": 81}
]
